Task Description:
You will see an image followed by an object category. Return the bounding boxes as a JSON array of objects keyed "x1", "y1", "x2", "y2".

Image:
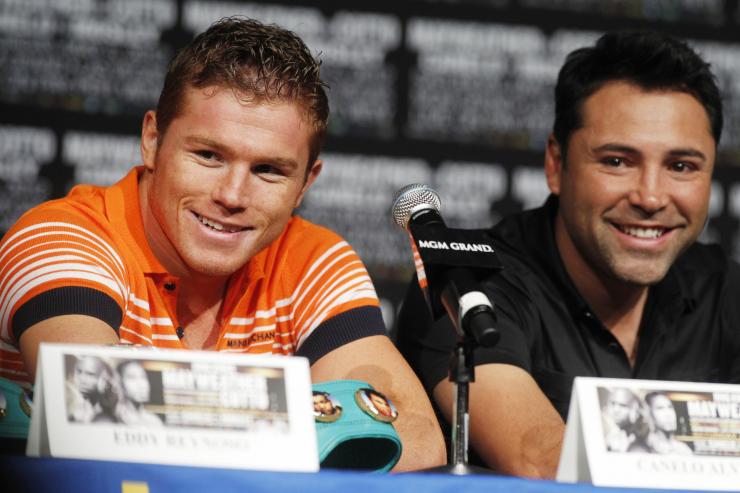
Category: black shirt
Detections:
[{"x1": 397, "y1": 196, "x2": 740, "y2": 420}]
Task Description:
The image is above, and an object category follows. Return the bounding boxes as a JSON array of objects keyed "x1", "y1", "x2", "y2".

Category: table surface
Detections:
[{"x1": 0, "y1": 455, "x2": 709, "y2": 493}]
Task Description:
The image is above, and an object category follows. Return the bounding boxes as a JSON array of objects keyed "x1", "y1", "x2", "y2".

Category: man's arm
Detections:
[
  {"x1": 19, "y1": 314, "x2": 120, "y2": 380},
  {"x1": 434, "y1": 363, "x2": 564, "y2": 478},
  {"x1": 311, "y1": 334, "x2": 446, "y2": 471}
]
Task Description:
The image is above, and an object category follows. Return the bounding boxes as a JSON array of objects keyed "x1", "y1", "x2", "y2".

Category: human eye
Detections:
[
  {"x1": 193, "y1": 149, "x2": 224, "y2": 166},
  {"x1": 253, "y1": 163, "x2": 285, "y2": 178},
  {"x1": 601, "y1": 156, "x2": 626, "y2": 167},
  {"x1": 669, "y1": 161, "x2": 697, "y2": 173}
]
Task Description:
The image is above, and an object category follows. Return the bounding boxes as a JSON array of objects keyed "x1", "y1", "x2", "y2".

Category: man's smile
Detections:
[
  {"x1": 612, "y1": 224, "x2": 669, "y2": 240},
  {"x1": 193, "y1": 212, "x2": 249, "y2": 234}
]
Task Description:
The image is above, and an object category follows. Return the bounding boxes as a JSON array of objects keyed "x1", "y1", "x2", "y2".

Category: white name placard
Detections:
[
  {"x1": 27, "y1": 343, "x2": 318, "y2": 472},
  {"x1": 557, "y1": 377, "x2": 740, "y2": 490}
]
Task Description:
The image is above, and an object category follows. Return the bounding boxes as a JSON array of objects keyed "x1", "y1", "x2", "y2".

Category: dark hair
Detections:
[
  {"x1": 644, "y1": 391, "x2": 670, "y2": 408},
  {"x1": 553, "y1": 30, "x2": 723, "y2": 156},
  {"x1": 156, "y1": 16, "x2": 329, "y2": 168},
  {"x1": 365, "y1": 389, "x2": 388, "y2": 402},
  {"x1": 116, "y1": 359, "x2": 143, "y2": 377}
]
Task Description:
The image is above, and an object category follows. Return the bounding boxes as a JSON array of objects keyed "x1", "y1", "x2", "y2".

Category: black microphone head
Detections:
[{"x1": 391, "y1": 184, "x2": 442, "y2": 230}]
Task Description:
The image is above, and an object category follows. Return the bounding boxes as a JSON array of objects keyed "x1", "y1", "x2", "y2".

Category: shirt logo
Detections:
[{"x1": 226, "y1": 330, "x2": 276, "y2": 348}]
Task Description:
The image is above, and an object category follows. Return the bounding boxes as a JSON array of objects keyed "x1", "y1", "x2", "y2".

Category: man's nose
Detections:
[
  {"x1": 627, "y1": 166, "x2": 668, "y2": 214},
  {"x1": 212, "y1": 167, "x2": 250, "y2": 211}
]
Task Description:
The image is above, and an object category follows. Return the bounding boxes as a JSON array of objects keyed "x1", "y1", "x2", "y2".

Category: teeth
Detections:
[
  {"x1": 196, "y1": 214, "x2": 242, "y2": 233},
  {"x1": 620, "y1": 226, "x2": 664, "y2": 239}
]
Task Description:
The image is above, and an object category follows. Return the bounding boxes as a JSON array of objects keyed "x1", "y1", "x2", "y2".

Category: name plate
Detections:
[
  {"x1": 557, "y1": 377, "x2": 740, "y2": 490},
  {"x1": 27, "y1": 343, "x2": 318, "y2": 472}
]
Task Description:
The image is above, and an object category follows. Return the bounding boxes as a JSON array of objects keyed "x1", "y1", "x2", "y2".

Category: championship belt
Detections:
[
  {"x1": 0, "y1": 377, "x2": 31, "y2": 451},
  {"x1": 312, "y1": 379, "x2": 402, "y2": 472}
]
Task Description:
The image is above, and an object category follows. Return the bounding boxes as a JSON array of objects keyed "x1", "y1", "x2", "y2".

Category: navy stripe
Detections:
[
  {"x1": 296, "y1": 306, "x2": 387, "y2": 365},
  {"x1": 12, "y1": 286, "x2": 122, "y2": 342}
]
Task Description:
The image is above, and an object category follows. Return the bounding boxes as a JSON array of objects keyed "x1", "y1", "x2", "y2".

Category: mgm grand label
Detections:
[{"x1": 417, "y1": 240, "x2": 494, "y2": 252}]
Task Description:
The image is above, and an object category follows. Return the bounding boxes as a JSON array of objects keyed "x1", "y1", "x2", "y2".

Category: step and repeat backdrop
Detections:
[{"x1": 3, "y1": 0, "x2": 740, "y2": 330}]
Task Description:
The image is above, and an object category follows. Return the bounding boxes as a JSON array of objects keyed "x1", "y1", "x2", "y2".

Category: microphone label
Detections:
[
  {"x1": 418, "y1": 240, "x2": 495, "y2": 253},
  {"x1": 409, "y1": 224, "x2": 502, "y2": 270}
]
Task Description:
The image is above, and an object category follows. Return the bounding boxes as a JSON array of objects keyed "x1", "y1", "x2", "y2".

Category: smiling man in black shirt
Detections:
[{"x1": 397, "y1": 30, "x2": 740, "y2": 478}]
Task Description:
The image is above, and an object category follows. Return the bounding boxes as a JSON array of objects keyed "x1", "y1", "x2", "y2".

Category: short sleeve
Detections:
[
  {"x1": 396, "y1": 273, "x2": 534, "y2": 394},
  {"x1": 0, "y1": 203, "x2": 127, "y2": 346},
  {"x1": 284, "y1": 219, "x2": 386, "y2": 363},
  {"x1": 720, "y1": 260, "x2": 740, "y2": 383}
]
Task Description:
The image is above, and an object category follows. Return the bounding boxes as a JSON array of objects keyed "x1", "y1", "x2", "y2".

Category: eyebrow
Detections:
[
  {"x1": 185, "y1": 135, "x2": 301, "y2": 170},
  {"x1": 592, "y1": 143, "x2": 707, "y2": 162}
]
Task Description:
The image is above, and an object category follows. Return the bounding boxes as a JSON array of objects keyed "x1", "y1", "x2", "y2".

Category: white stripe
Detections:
[
  {"x1": 0, "y1": 222, "x2": 125, "y2": 276},
  {"x1": 230, "y1": 306, "x2": 280, "y2": 325},
  {"x1": 151, "y1": 317, "x2": 173, "y2": 326},
  {"x1": 275, "y1": 298, "x2": 292, "y2": 308},
  {"x1": 1, "y1": 245, "x2": 122, "y2": 297},
  {"x1": 152, "y1": 334, "x2": 180, "y2": 341},
  {"x1": 0, "y1": 233, "x2": 128, "y2": 326},
  {"x1": 254, "y1": 308, "x2": 277, "y2": 319},
  {"x1": 0, "y1": 236, "x2": 126, "y2": 278},
  {"x1": 221, "y1": 242, "x2": 367, "y2": 346},
  {"x1": 222, "y1": 333, "x2": 250, "y2": 340},
  {"x1": 129, "y1": 293, "x2": 150, "y2": 310},
  {"x1": 272, "y1": 341, "x2": 294, "y2": 351},
  {"x1": 119, "y1": 326, "x2": 153, "y2": 344},
  {"x1": 298, "y1": 288, "x2": 378, "y2": 348},
  {"x1": 224, "y1": 241, "x2": 354, "y2": 330},
  {"x1": 289, "y1": 240, "x2": 349, "y2": 300},
  {"x1": 240, "y1": 338, "x2": 282, "y2": 349},
  {"x1": 229, "y1": 307, "x2": 288, "y2": 326},
  {"x1": 223, "y1": 324, "x2": 276, "y2": 339},
  {"x1": 298, "y1": 279, "x2": 375, "y2": 338},
  {"x1": 0, "y1": 339, "x2": 20, "y2": 352},
  {"x1": 247, "y1": 241, "x2": 352, "y2": 316},
  {"x1": 294, "y1": 267, "x2": 373, "y2": 329},
  {"x1": 1, "y1": 268, "x2": 124, "y2": 329},
  {"x1": 291, "y1": 250, "x2": 355, "y2": 315},
  {"x1": 125, "y1": 311, "x2": 151, "y2": 327},
  {"x1": 0, "y1": 253, "x2": 125, "y2": 321},
  {"x1": 0, "y1": 368, "x2": 28, "y2": 376}
]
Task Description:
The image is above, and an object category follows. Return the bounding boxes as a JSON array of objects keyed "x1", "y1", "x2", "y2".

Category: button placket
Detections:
[{"x1": 160, "y1": 277, "x2": 181, "y2": 341}]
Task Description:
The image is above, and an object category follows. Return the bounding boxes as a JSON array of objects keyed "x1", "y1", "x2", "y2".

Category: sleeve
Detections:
[
  {"x1": 721, "y1": 260, "x2": 740, "y2": 383},
  {"x1": 0, "y1": 204, "x2": 126, "y2": 346},
  {"x1": 395, "y1": 272, "x2": 535, "y2": 395},
  {"x1": 288, "y1": 222, "x2": 386, "y2": 364}
]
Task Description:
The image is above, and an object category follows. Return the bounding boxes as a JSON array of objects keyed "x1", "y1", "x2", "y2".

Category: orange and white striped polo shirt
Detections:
[{"x1": 0, "y1": 167, "x2": 385, "y2": 388}]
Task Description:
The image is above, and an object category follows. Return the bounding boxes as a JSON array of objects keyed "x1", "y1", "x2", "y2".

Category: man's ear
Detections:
[
  {"x1": 294, "y1": 159, "x2": 323, "y2": 209},
  {"x1": 544, "y1": 134, "x2": 564, "y2": 195},
  {"x1": 140, "y1": 111, "x2": 159, "y2": 171}
]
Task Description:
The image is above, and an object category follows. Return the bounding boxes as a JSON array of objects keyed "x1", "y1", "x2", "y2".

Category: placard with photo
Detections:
[
  {"x1": 557, "y1": 377, "x2": 740, "y2": 490},
  {"x1": 27, "y1": 343, "x2": 317, "y2": 472}
]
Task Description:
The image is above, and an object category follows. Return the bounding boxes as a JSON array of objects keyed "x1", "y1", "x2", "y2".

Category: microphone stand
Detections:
[
  {"x1": 448, "y1": 337, "x2": 490, "y2": 474},
  {"x1": 422, "y1": 297, "x2": 498, "y2": 475},
  {"x1": 390, "y1": 184, "x2": 500, "y2": 474}
]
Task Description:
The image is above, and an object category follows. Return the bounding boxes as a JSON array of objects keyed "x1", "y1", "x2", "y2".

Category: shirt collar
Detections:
[
  {"x1": 105, "y1": 167, "x2": 167, "y2": 274},
  {"x1": 495, "y1": 194, "x2": 694, "y2": 318}
]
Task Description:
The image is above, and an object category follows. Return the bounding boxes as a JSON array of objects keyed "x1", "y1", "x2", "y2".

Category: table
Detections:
[{"x1": 0, "y1": 455, "x2": 703, "y2": 493}]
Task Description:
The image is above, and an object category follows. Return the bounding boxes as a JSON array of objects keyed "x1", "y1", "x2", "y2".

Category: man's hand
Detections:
[
  {"x1": 434, "y1": 363, "x2": 564, "y2": 478},
  {"x1": 310, "y1": 335, "x2": 446, "y2": 471}
]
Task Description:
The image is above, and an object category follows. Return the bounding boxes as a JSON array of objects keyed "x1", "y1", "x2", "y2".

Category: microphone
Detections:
[{"x1": 392, "y1": 184, "x2": 500, "y2": 348}]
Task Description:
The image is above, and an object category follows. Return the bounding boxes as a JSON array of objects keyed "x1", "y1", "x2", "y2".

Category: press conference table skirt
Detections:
[{"x1": 0, "y1": 455, "x2": 707, "y2": 493}]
